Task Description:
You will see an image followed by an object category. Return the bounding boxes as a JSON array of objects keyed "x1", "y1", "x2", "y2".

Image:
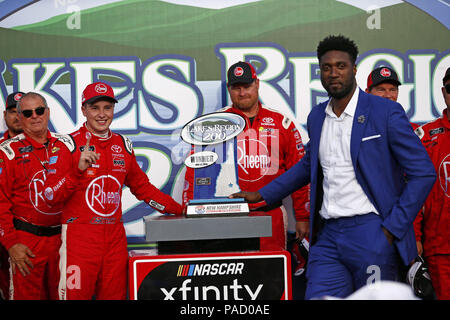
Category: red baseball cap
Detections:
[{"x1": 82, "y1": 82, "x2": 118, "y2": 105}]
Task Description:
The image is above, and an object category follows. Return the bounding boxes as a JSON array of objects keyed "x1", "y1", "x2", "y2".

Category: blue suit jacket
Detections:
[{"x1": 260, "y1": 89, "x2": 436, "y2": 265}]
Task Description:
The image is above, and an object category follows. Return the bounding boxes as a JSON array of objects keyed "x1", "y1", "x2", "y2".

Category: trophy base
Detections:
[
  {"x1": 144, "y1": 213, "x2": 272, "y2": 255},
  {"x1": 157, "y1": 238, "x2": 259, "y2": 255}
]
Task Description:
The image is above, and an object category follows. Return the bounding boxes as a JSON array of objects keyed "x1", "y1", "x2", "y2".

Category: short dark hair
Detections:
[{"x1": 317, "y1": 35, "x2": 359, "y2": 65}]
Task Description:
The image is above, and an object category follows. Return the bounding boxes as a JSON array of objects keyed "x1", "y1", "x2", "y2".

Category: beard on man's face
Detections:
[{"x1": 323, "y1": 77, "x2": 356, "y2": 99}]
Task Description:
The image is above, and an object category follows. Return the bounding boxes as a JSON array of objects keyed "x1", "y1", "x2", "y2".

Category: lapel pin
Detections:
[{"x1": 358, "y1": 115, "x2": 365, "y2": 124}]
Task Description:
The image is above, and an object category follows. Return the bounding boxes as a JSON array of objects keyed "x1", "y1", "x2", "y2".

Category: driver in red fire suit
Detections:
[
  {"x1": 413, "y1": 67, "x2": 450, "y2": 300},
  {"x1": 184, "y1": 61, "x2": 310, "y2": 251},
  {"x1": 0, "y1": 92, "x2": 65, "y2": 299},
  {"x1": 43, "y1": 82, "x2": 183, "y2": 300}
]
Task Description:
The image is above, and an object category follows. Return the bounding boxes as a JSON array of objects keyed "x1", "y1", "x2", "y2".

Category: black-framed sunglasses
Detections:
[
  {"x1": 21, "y1": 106, "x2": 47, "y2": 118},
  {"x1": 445, "y1": 83, "x2": 450, "y2": 94}
]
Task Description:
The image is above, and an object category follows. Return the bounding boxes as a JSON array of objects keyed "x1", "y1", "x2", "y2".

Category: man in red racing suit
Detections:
[
  {"x1": 184, "y1": 62, "x2": 309, "y2": 251},
  {"x1": 0, "y1": 91, "x2": 24, "y2": 300},
  {"x1": 413, "y1": 68, "x2": 450, "y2": 299},
  {"x1": 43, "y1": 82, "x2": 183, "y2": 300},
  {"x1": 0, "y1": 93, "x2": 64, "y2": 299}
]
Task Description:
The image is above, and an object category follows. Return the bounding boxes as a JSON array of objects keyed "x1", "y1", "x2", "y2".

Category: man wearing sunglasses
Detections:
[
  {"x1": 43, "y1": 82, "x2": 183, "y2": 300},
  {"x1": 413, "y1": 67, "x2": 450, "y2": 299},
  {"x1": 0, "y1": 92, "x2": 69, "y2": 299}
]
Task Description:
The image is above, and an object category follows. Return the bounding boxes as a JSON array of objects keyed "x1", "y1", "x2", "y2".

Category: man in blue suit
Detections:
[{"x1": 230, "y1": 35, "x2": 436, "y2": 299}]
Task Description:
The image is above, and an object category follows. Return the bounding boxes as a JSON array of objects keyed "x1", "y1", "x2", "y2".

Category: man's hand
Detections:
[
  {"x1": 78, "y1": 136, "x2": 100, "y2": 171},
  {"x1": 382, "y1": 226, "x2": 394, "y2": 245},
  {"x1": 8, "y1": 243, "x2": 35, "y2": 276},
  {"x1": 229, "y1": 191, "x2": 262, "y2": 203},
  {"x1": 296, "y1": 221, "x2": 309, "y2": 241},
  {"x1": 416, "y1": 241, "x2": 423, "y2": 256}
]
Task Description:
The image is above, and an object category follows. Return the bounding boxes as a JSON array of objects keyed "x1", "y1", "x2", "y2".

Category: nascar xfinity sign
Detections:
[{"x1": 129, "y1": 251, "x2": 292, "y2": 300}]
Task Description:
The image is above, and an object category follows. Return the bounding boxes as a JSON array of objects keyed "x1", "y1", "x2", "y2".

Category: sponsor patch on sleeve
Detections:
[{"x1": 149, "y1": 200, "x2": 165, "y2": 211}]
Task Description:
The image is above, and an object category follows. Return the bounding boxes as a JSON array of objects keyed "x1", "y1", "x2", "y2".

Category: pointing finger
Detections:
[{"x1": 85, "y1": 137, "x2": 91, "y2": 150}]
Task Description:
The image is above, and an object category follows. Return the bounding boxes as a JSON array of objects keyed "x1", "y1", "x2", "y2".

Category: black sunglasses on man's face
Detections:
[{"x1": 21, "y1": 106, "x2": 46, "y2": 118}]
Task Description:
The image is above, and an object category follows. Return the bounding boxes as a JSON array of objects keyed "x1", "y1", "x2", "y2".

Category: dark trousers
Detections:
[{"x1": 305, "y1": 213, "x2": 399, "y2": 299}]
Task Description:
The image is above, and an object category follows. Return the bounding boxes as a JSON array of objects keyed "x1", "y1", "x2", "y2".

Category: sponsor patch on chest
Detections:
[
  {"x1": 429, "y1": 127, "x2": 444, "y2": 137},
  {"x1": 113, "y1": 157, "x2": 125, "y2": 167}
]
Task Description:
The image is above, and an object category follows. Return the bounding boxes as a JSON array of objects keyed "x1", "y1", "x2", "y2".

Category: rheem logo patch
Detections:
[{"x1": 85, "y1": 175, "x2": 121, "y2": 216}]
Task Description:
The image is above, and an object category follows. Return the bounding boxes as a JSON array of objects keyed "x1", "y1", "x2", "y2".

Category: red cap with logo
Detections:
[{"x1": 82, "y1": 82, "x2": 118, "y2": 105}]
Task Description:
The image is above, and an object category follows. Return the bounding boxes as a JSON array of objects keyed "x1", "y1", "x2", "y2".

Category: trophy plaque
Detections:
[{"x1": 186, "y1": 197, "x2": 249, "y2": 217}]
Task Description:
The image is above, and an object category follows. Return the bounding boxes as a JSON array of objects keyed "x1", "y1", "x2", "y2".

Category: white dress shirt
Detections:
[{"x1": 318, "y1": 89, "x2": 379, "y2": 219}]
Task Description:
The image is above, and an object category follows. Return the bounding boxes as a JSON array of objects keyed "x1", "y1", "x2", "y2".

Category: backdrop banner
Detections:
[{"x1": 0, "y1": 0, "x2": 448, "y2": 243}]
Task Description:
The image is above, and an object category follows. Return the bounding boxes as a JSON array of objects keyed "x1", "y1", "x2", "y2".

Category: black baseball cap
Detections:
[
  {"x1": 443, "y1": 67, "x2": 450, "y2": 84},
  {"x1": 6, "y1": 92, "x2": 24, "y2": 109},
  {"x1": 367, "y1": 66, "x2": 401, "y2": 90},
  {"x1": 227, "y1": 61, "x2": 258, "y2": 86}
]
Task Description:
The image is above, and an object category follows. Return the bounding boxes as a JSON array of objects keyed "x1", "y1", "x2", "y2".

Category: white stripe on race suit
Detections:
[
  {"x1": 58, "y1": 224, "x2": 68, "y2": 300},
  {"x1": 8, "y1": 257, "x2": 13, "y2": 300}
]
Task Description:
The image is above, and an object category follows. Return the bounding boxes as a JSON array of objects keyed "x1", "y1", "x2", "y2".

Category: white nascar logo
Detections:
[{"x1": 185, "y1": 151, "x2": 218, "y2": 168}]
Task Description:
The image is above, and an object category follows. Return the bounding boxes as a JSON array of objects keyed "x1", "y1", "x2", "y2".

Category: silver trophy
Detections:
[{"x1": 181, "y1": 112, "x2": 249, "y2": 216}]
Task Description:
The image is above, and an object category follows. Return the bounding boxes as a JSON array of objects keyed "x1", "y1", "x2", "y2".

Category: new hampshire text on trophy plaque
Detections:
[
  {"x1": 181, "y1": 112, "x2": 248, "y2": 216},
  {"x1": 186, "y1": 197, "x2": 249, "y2": 217}
]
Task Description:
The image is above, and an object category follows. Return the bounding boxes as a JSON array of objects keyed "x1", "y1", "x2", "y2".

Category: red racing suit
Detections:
[
  {"x1": 44, "y1": 124, "x2": 183, "y2": 300},
  {"x1": 0, "y1": 133, "x2": 9, "y2": 300},
  {"x1": 184, "y1": 103, "x2": 310, "y2": 250},
  {"x1": 0, "y1": 131, "x2": 64, "y2": 299},
  {"x1": 414, "y1": 110, "x2": 450, "y2": 299},
  {"x1": 1, "y1": 131, "x2": 10, "y2": 141}
]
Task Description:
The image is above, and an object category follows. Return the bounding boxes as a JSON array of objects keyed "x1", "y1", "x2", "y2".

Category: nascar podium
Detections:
[{"x1": 128, "y1": 212, "x2": 292, "y2": 300}]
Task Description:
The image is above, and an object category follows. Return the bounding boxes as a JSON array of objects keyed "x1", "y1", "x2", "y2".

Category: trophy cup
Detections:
[{"x1": 181, "y1": 112, "x2": 249, "y2": 217}]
